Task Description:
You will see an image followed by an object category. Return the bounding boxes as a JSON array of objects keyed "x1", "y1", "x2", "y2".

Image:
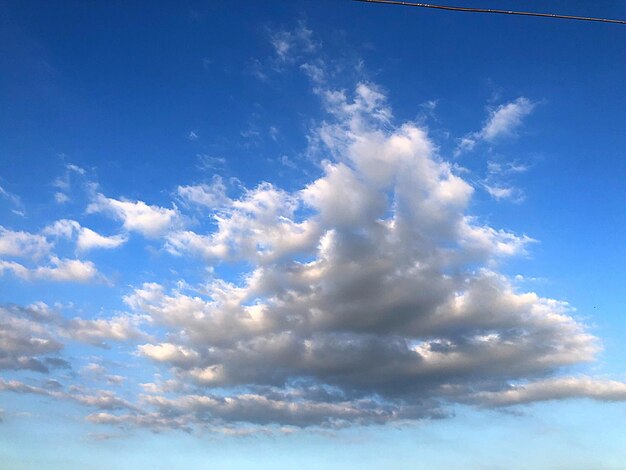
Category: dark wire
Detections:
[{"x1": 354, "y1": 0, "x2": 626, "y2": 25}]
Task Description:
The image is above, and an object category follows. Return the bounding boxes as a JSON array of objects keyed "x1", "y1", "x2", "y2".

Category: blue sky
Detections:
[{"x1": 1, "y1": 1, "x2": 625, "y2": 468}]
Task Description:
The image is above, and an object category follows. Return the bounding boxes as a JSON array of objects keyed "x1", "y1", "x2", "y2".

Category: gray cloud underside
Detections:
[
  {"x1": 0, "y1": 303, "x2": 146, "y2": 374},
  {"x1": 0, "y1": 379, "x2": 136, "y2": 412}
]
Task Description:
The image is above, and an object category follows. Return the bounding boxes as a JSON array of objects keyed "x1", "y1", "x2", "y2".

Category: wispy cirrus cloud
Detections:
[
  {"x1": 481, "y1": 158, "x2": 531, "y2": 203},
  {"x1": 251, "y1": 22, "x2": 321, "y2": 80},
  {"x1": 0, "y1": 184, "x2": 26, "y2": 216},
  {"x1": 269, "y1": 21, "x2": 319, "y2": 65},
  {"x1": 456, "y1": 97, "x2": 537, "y2": 155},
  {"x1": 51, "y1": 162, "x2": 88, "y2": 204},
  {"x1": 176, "y1": 176, "x2": 229, "y2": 210}
]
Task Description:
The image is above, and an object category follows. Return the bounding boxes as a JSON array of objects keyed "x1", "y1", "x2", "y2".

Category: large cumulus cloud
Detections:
[
  {"x1": 1, "y1": 79, "x2": 623, "y2": 434},
  {"x1": 105, "y1": 83, "x2": 619, "y2": 431}
]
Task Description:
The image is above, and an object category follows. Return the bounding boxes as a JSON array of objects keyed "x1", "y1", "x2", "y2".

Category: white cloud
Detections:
[
  {"x1": 65, "y1": 315, "x2": 147, "y2": 346},
  {"x1": 253, "y1": 22, "x2": 321, "y2": 80},
  {"x1": 166, "y1": 183, "x2": 320, "y2": 263},
  {"x1": 177, "y1": 176, "x2": 228, "y2": 210},
  {"x1": 300, "y1": 62, "x2": 325, "y2": 84},
  {"x1": 0, "y1": 227, "x2": 51, "y2": 260},
  {"x1": 483, "y1": 184, "x2": 524, "y2": 203},
  {"x1": 269, "y1": 126, "x2": 279, "y2": 141},
  {"x1": 35, "y1": 257, "x2": 100, "y2": 282},
  {"x1": 456, "y1": 97, "x2": 536, "y2": 154},
  {"x1": 0, "y1": 185, "x2": 25, "y2": 215},
  {"x1": 44, "y1": 219, "x2": 127, "y2": 251},
  {"x1": 487, "y1": 160, "x2": 529, "y2": 175},
  {"x1": 76, "y1": 227, "x2": 127, "y2": 251},
  {"x1": 481, "y1": 159, "x2": 530, "y2": 203},
  {"x1": 280, "y1": 155, "x2": 297, "y2": 169},
  {"x1": 270, "y1": 22, "x2": 318, "y2": 64},
  {"x1": 43, "y1": 219, "x2": 81, "y2": 239},
  {"x1": 0, "y1": 257, "x2": 101, "y2": 283},
  {"x1": 0, "y1": 223, "x2": 111, "y2": 283},
  {"x1": 66, "y1": 163, "x2": 86, "y2": 175},
  {"x1": 196, "y1": 154, "x2": 226, "y2": 171},
  {"x1": 482, "y1": 97, "x2": 536, "y2": 141},
  {"x1": 87, "y1": 194, "x2": 181, "y2": 238},
  {"x1": 301, "y1": 161, "x2": 386, "y2": 227},
  {"x1": 54, "y1": 192, "x2": 70, "y2": 204},
  {"x1": 51, "y1": 162, "x2": 87, "y2": 203},
  {"x1": 138, "y1": 343, "x2": 200, "y2": 366}
]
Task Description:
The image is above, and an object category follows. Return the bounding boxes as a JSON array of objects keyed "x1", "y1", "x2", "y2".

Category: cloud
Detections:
[
  {"x1": 77, "y1": 227, "x2": 127, "y2": 251},
  {"x1": 44, "y1": 219, "x2": 127, "y2": 251},
  {"x1": 0, "y1": 227, "x2": 51, "y2": 260},
  {"x1": 166, "y1": 183, "x2": 320, "y2": 263},
  {"x1": 0, "y1": 222, "x2": 114, "y2": 283},
  {"x1": 96, "y1": 82, "x2": 622, "y2": 431},
  {"x1": 483, "y1": 184, "x2": 524, "y2": 202},
  {"x1": 0, "y1": 304, "x2": 64, "y2": 373},
  {"x1": 0, "y1": 53, "x2": 621, "y2": 433},
  {"x1": 252, "y1": 22, "x2": 321, "y2": 80},
  {"x1": 51, "y1": 162, "x2": 88, "y2": 202},
  {"x1": 54, "y1": 192, "x2": 70, "y2": 204},
  {"x1": 481, "y1": 159, "x2": 530, "y2": 203},
  {"x1": 468, "y1": 377, "x2": 626, "y2": 407},
  {"x1": 65, "y1": 315, "x2": 148, "y2": 347},
  {"x1": 87, "y1": 194, "x2": 181, "y2": 238},
  {"x1": 270, "y1": 22, "x2": 318, "y2": 64},
  {"x1": 456, "y1": 97, "x2": 536, "y2": 154},
  {"x1": 0, "y1": 301, "x2": 147, "y2": 383},
  {"x1": 43, "y1": 219, "x2": 80, "y2": 239},
  {"x1": 269, "y1": 126, "x2": 280, "y2": 142},
  {"x1": 177, "y1": 176, "x2": 229, "y2": 210},
  {"x1": 0, "y1": 185, "x2": 21, "y2": 206},
  {"x1": 300, "y1": 62, "x2": 326, "y2": 84},
  {"x1": 33, "y1": 257, "x2": 100, "y2": 282},
  {"x1": 66, "y1": 164, "x2": 86, "y2": 175},
  {"x1": 280, "y1": 155, "x2": 297, "y2": 169},
  {"x1": 481, "y1": 98, "x2": 536, "y2": 141},
  {"x1": 81, "y1": 363, "x2": 127, "y2": 386},
  {"x1": 0, "y1": 185, "x2": 25, "y2": 215},
  {"x1": 0, "y1": 378, "x2": 136, "y2": 412},
  {"x1": 138, "y1": 343, "x2": 200, "y2": 366},
  {"x1": 81, "y1": 363, "x2": 106, "y2": 375},
  {"x1": 196, "y1": 154, "x2": 226, "y2": 171},
  {"x1": 0, "y1": 257, "x2": 101, "y2": 283}
]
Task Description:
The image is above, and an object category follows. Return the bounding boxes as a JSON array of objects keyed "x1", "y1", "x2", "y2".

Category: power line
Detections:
[{"x1": 354, "y1": 0, "x2": 626, "y2": 25}]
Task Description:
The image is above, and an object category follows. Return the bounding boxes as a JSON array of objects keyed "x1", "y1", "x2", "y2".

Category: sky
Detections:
[{"x1": 0, "y1": 0, "x2": 625, "y2": 468}]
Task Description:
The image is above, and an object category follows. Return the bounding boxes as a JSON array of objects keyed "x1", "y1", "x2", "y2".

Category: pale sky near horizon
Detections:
[{"x1": 1, "y1": 1, "x2": 625, "y2": 468}]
